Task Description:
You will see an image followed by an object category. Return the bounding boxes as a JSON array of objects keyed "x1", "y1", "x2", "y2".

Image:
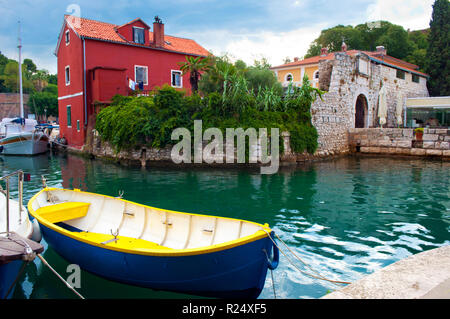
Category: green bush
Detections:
[{"x1": 96, "y1": 76, "x2": 320, "y2": 155}]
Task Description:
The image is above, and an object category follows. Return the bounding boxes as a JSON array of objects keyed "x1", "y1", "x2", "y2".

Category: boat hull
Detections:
[
  {"x1": 1, "y1": 191, "x2": 39, "y2": 299},
  {"x1": 0, "y1": 132, "x2": 48, "y2": 156},
  {"x1": 0, "y1": 259, "x2": 23, "y2": 299},
  {"x1": 40, "y1": 223, "x2": 275, "y2": 298}
]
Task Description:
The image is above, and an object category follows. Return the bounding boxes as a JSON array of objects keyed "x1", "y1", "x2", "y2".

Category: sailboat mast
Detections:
[{"x1": 18, "y1": 21, "x2": 24, "y2": 119}]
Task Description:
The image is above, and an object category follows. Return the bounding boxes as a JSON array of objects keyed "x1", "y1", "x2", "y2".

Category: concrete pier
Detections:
[{"x1": 322, "y1": 245, "x2": 450, "y2": 299}]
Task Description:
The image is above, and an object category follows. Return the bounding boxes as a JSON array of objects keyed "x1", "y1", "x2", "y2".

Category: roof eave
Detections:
[
  {"x1": 368, "y1": 56, "x2": 429, "y2": 78},
  {"x1": 80, "y1": 36, "x2": 209, "y2": 58}
]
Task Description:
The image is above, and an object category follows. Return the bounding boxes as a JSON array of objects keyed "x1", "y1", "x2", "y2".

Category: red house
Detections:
[{"x1": 55, "y1": 15, "x2": 210, "y2": 149}]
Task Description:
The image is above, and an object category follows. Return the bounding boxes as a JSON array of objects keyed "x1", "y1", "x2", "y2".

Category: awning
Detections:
[{"x1": 406, "y1": 97, "x2": 450, "y2": 110}]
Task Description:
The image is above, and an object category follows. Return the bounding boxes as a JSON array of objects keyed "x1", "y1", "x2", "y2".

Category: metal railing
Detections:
[{"x1": 0, "y1": 170, "x2": 24, "y2": 238}]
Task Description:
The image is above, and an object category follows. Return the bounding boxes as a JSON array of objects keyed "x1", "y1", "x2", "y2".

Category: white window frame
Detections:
[
  {"x1": 171, "y1": 70, "x2": 183, "y2": 88},
  {"x1": 65, "y1": 65, "x2": 70, "y2": 86},
  {"x1": 66, "y1": 105, "x2": 72, "y2": 128},
  {"x1": 313, "y1": 70, "x2": 320, "y2": 80},
  {"x1": 65, "y1": 30, "x2": 70, "y2": 46},
  {"x1": 132, "y1": 26, "x2": 145, "y2": 44},
  {"x1": 285, "y1": 73, "x2": 293, "y2": 82},
  {"x1": 134, "y1": 65, "x2": 148, "y2": 86}
]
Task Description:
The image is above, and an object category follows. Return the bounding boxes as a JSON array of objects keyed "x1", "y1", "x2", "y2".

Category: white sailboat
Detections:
[{"x1": 0, "y1": 22, "x2": 49, "y2": 156}]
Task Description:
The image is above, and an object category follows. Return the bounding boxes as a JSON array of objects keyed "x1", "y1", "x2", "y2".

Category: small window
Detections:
[
  {"x1": 285, "y1": 74, "x2": 293, "y2": 82},
  {"x1": 67, "y1": 105, "x2": 71, "y2": 127},
  {"x1": 133, "y1": 27, "x2": 145, "y2": 44},
  {"x1": 171, "y1": 70, "x2": 182, "y2": 88},
  {"x1": 412, "y1": 74, "x2": 420, "y2": 83},
  {"x1": 314, "y1": 70, "x2": 320, "y2": 80},
  {"x1": 135, "y1": 65, "x2": 148, "y2": 85},
  {"x1": 65, "y1": 66, "x2": 70, "y2": 85},
  {"x1": 76, "y1": 120, "x2": 80, "y2": 132},
  {"x1": 396, "y1": 69, "x2": 406, "y2": 80},
  {"x1": 65, "y1": 30, "x2": 70, "y2": 45}
]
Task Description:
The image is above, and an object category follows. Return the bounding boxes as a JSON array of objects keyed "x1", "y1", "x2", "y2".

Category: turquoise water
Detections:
[{"x1": 1, "y1": 153, "x2": 449, "y2": 299}]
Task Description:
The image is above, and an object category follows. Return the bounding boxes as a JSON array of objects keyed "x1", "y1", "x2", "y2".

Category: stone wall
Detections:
[
  {"x1": 0, "y1": 93, "x2": 31, "y2": 119},
  {"x1": 349, "y1": 128, "x2": 450, "y2": 158},
  {"x1": 312, "y1": 52, "x2": 429, "y2": 155},
  {"x1": 86, "y1": 130, "x2": 340, "y2": 167}
]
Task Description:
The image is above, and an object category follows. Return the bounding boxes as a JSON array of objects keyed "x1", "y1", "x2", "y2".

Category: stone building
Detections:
[{"x1": 271, "y1": 45, "x2": 429, "y2": 155}]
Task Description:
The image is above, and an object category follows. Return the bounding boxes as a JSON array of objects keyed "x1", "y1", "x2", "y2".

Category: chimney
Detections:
[
  {"x1": 294, "y1": 57, "x2": 299, "y2": 62},
  {"x1": 153, "y1": 16, "x2": 164, "y2": 48},
  {"x1": 341, "y1": 41, "x2": 347, "y2": 52},
  {"x1": 376, "y1": 45, "x2": 386, "y2": 56},
  {"x1": 321, "y1": 47, "x2": 328, "y2": 56}
]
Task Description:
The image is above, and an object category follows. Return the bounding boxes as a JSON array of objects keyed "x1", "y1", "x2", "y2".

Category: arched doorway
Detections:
[{"x1": 355, "y1": 94, "x2": 368, "y2": 128}]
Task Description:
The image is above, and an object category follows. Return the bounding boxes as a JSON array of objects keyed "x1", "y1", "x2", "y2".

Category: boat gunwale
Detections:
[{"x1": 27, "y1": 188, "x2": 272, "y2": 257}]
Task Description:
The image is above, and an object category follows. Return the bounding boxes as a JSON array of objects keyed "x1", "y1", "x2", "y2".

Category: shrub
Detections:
[{"x1": 96, "y1": 76, "x2": 321, "y2": 156}]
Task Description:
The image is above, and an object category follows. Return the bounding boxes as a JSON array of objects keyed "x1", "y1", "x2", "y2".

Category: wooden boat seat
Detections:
[
  {"x1": 35, "y1": 202, "x2": 91, "y2": 223},
  {"x1": 76, "y1": 231, "x2": 173, "y2": 252}
]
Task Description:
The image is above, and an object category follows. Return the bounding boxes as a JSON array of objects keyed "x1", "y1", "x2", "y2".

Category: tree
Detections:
[
  {"x1": 305, "y1": 21, "x2": 422, "y2": 65},
  {"x1": 32, "y1": 69, "x2": 49, "y2": 92},
  {"x1": 30, "y1": 90, "x2": 58, "y2": 117},
  {"x1": 305, "y1": 25, "x2": 362, "y2": 58},
  {"x1": 426, "y1": 0, "x2": 450, "y2": 96},
  {"x1": 178, "y1": 55, "x2": 212, "y2": 94},
  {"x1": 406, "y1": 30, "x2": 429, "y2": 70},
  {"x1": 198, "y1": 55, "x2": 239, "y2": 95},
  {"x1": 0, "y1": 61, "x2": 35, "y2": 94},
  {"x1": 23, "y1": 58, "x2": 37, "y2": 74}
]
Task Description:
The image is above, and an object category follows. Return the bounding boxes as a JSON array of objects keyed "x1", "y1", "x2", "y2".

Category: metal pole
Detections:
[
  {"x1": 18, "y1": 171, "x2": 23, "y2": 224},
  {"x1": 5, "y1": 177, "x2": 10, "y2": 237},
  {"x1": 18, "y1": 21, "x2": 24, "y2": 119}
]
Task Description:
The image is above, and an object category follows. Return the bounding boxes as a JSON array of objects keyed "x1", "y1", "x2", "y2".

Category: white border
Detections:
[
  {"x1": 58, "y1": 91, "x2": 84, "y2": 101},
  {"x1": 65, "y1": 30, "x2": 70, "y2": 46},
  {"x1": 171, "y1": 70, "x2": 183, "y2": 88},
  {"x1": 67, "y1": 105, "x2": 72, "y2": 128},
  {"x1": 285, "y1": 73, "x2": 293, "y2": 82},
  {"x1": 134, "y1": 65, "x2": 148, "y2": 86},
  {"x1": 65, "y1": 65, "x2": 70, "y2": 86},
  {"x1": 132, "y1": 26, "x2": 145, "y2": 44}
]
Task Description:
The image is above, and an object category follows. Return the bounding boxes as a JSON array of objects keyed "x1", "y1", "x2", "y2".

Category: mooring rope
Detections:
[
  {"x1": 37, "y1": 254, "x2": 85, "y2": 299},
  {"x1": 270, "y1": 269, "x2": 277, "y2": 299},
  {"x1": 263, "y1": 230, "x2": 351, "y2": 287}
]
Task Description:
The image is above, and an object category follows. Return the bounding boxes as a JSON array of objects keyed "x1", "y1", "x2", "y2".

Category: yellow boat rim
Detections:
[{"x1": 28, "y1": 188, "x2": 273, "y2": 257}]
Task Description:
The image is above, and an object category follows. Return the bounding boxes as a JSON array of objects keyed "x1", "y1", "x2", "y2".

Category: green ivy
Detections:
[{"x1": 96, "y1": 79, "x2": 320, "y2": 155}]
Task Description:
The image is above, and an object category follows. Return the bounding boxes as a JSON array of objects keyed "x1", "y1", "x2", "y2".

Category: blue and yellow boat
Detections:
[{"x1": 28, "y1": 188, "x2": 279, "y2": 298}]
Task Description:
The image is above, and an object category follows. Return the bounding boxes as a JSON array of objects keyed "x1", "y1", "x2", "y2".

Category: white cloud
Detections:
[
  {"x1": 366, "y1": 0, "x2": 434, "y2": 30},
  {"x1": 0, "y1": 34, "x2": 57, "y2": 74},
  {"x1": 185, "y1": 24, "x2": 327, "y2": 67}
]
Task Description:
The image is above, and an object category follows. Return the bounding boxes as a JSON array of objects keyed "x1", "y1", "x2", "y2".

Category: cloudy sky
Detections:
[{"x1": 0, "y1": 0, "x2": 435, "y2": 74}]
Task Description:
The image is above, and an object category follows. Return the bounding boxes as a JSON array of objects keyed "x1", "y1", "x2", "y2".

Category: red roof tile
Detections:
[{"x1": 65, "y1": 15, "x2": 210, "y2": 57}]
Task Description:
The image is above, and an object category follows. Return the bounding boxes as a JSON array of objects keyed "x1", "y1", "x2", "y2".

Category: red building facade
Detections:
[{"x1": 55, "y1": 15, "x2": 210, "y2": 148}]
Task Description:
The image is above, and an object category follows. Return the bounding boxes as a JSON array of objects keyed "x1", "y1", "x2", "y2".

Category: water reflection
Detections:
[{"x1": 1, "y1": 153, "x2": 449, "y2": 299}]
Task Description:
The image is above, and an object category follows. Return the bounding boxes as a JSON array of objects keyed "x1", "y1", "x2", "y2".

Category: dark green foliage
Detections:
[
  {"x1": 95, "y1": 95, "x2": 155, "y2": 150},
  {"x1": 30, "y1": 90, "x2": 58, "y2": 117},
  {"x1": 426, "y1": 0, "x2": 450, "y2": 96},
  {"x1": 0, "y1": 51, "x2": 57, "y2": 94}
]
